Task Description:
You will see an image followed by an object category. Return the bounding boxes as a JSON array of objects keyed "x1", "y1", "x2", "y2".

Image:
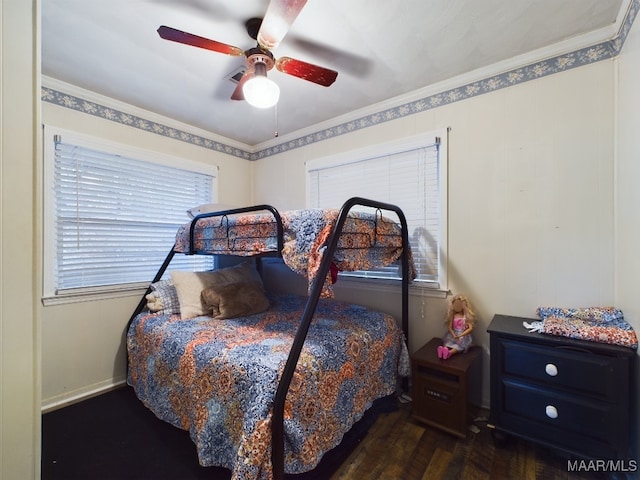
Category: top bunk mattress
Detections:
[
  {"x1": 175, "y1": 208, "x2": 416, "y2": 297},
  {"x1": 175, "y1": 211, "x2": 280, "y2": 257}
]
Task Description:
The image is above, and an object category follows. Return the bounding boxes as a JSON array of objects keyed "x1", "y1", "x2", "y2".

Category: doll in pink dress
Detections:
[{"x1": 438, "y1": 294, "x2": 475, "y2": 359}]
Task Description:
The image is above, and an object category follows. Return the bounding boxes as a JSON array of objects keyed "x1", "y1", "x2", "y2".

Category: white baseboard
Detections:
[{"x1": 41, "y1": 377, "x2": 127, "y2": 413}]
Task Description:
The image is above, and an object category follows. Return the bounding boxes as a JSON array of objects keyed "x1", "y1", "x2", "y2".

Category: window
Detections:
[
  {"x1": 306, "y1": 130, "x2": 447, "y2": 290},
  {"x1": 43, "y1": 126, "x2": 217, "y2": 303}
]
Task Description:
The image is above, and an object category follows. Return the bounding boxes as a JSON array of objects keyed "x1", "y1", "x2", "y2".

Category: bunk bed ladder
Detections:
[{"x1": 271, "y1": 197, "x2": 410, "y2": 480}]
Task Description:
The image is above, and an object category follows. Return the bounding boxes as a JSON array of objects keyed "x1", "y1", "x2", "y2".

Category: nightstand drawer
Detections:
[
  {"x1": 501, "y1": 340, "x2": 617, "y2": 399},
  {"x1": 502, "y1": 379, "x2": 616, "y2": 439},
  {"x1": 501, "y1": 379, "x2": 620, "y2": 458}
]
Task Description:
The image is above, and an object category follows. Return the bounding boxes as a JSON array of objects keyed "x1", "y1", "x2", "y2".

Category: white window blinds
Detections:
[
  {"x1": 49, "y1": 134, "x2": 214, "y2": 295},
  {"x1": 307, "y1": 132, "x2": 446, "y2": 287}
]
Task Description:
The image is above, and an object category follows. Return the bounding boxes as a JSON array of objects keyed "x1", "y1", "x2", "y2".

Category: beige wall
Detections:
[
  {"x1": 254, "y1": 61, "x2": 617, "y2": 407},
  {"x1": 1, "y1": 1, "x2": 39, "y2": 479},
  {"x1": 614, "y1": 10, "x2": 640, "y2": 458},
  {"x1": 40, "y1": 102, "x2": 255, "y2": 409}
]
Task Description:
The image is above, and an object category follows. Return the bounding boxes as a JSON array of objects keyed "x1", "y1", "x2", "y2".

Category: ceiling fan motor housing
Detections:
[{"x1": 245, "y1": 47, "x2": 275, "y2": 73}]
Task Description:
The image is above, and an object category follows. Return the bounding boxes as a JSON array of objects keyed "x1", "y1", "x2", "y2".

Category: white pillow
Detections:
[{"x1": 187, "y1": 203, "x2": 239, "y2": 219}]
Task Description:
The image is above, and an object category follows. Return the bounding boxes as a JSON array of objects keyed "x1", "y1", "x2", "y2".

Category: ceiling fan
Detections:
[{"x1": 157, "y1": 0, "x2": 338, "y2": 108}]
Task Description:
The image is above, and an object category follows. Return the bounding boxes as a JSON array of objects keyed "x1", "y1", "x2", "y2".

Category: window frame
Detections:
[
  {"x1": 42, "y1": 125, "x2": 219, "y2": 305},
  {"x1": 305, "y1": 129, "x2": 448, "y2": 294}
]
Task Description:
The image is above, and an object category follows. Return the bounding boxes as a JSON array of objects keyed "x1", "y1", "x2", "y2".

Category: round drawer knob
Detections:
[
  {"x1": 545, "y1": 363, "x2": 558, "y2": 376},
  {"x1": 545, "y1": 405, "x2": 559, "y2": 419}
]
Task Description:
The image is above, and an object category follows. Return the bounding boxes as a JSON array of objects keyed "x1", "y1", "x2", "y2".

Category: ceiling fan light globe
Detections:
[{"x1": 243, "y1": 76, "x2": 280, "y2": 109}]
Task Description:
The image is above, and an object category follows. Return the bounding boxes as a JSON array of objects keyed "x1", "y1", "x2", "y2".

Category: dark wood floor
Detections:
[{"x1": 330, "y1": 400, "x2": 610, "y2": 480}]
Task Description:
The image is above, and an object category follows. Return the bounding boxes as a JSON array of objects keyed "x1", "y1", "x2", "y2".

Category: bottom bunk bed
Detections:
[
  {"x1": 128, "y1": 291, "x2": 409, "y2": 479},
  {"x1": 126, "y1": 197, "x2": 414, "y2": 480}
]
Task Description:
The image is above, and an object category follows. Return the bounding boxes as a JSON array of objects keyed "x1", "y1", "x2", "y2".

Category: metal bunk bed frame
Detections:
[{"x1": 126, "y1": 196, "x2": 410, "y2": 480}]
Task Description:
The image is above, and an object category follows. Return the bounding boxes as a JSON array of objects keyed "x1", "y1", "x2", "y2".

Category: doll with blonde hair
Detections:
[{"x1": 438, "y1": 294, "x2": 475, "y2": 359}]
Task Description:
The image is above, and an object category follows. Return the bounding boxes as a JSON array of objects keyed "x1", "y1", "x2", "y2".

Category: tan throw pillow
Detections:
[
  {"x1": 201, "y1": 281, "x2": 270, "y2": 319},
  {"x1": 170, "y1": 262, "x2": 263, "y2": 319}
]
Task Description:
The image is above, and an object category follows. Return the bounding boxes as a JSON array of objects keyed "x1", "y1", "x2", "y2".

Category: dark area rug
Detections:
[{"x1": 42, "y1": 386, "x2": 395, "y2": 480}]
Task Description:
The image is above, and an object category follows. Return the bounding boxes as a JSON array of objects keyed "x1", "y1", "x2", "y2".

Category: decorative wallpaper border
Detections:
[
  {"x1": 42, "y1": 0, "x2": 638, "y2": 161},
  {"x1": 41, "y1": 87, "x2": 253, "y2": 160}
]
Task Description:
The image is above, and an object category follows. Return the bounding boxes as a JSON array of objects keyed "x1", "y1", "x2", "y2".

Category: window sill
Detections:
[
  {"x1": 42, "y1": 283, "x2": 148, "y2": 306},
  {"x1": 334, "y1": 276, "x2": 448, "y2": 298}
]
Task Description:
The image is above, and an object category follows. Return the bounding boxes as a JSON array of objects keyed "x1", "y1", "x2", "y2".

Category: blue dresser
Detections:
[{"x1": 488, "y1": 314, "x2": 636, "y2": 463}]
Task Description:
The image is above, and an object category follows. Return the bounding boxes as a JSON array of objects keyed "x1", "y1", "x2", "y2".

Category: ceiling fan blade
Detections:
[
  {"x1": 276, "y1": 57, "x2": 338, "y2": 87},
  {"x1": 230, "y1": 71, "x2": 254, "y2": 101},
  {"x1": 257, "y1": 0, "x2": 308, "y2": 50},
  {"x1": 157, "y1": 25, "x2": 244, "y2": 56}
]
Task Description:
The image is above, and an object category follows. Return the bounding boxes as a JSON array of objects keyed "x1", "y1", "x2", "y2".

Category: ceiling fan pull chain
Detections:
[{"x1": 274, "y1": 104, "x2": 279, "y2": 138}]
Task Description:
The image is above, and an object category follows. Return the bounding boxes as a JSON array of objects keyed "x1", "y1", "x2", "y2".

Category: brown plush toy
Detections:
[{"x1": 201, "y1": 281, "x2": 270, "y2": 320}]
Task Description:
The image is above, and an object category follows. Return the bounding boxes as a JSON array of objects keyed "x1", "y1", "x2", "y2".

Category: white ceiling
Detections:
[{"x1": 42, "y1": 0, "x2": 626, "y2": 146}]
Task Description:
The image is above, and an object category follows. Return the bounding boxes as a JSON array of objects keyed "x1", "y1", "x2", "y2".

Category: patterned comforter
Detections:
[
  {"x1": 174, "y1": 208, "x2": 415, "y2": 297},
  {"x1": 127, "y1": 292, "x2": 410, "y2": 480}
]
